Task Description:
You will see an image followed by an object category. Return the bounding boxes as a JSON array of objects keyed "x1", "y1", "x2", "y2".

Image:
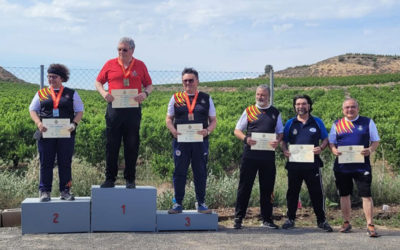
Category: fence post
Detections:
[
  {"x1": 40, "y1": 65, "x2": 44, "y2": 89},
  {"x1": 269, "y1": 67, "x2": 274, "y2": 105}
]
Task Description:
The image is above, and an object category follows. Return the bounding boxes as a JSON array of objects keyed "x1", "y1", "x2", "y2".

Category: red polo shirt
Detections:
[{"x1": 96, "y1": 57, "x2": 152, "y2": 93}]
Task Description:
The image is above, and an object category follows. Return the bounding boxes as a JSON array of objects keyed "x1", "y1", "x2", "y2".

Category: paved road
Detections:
[{"x1": 1, "y1": 226, "x2": 399, "y2": 249}]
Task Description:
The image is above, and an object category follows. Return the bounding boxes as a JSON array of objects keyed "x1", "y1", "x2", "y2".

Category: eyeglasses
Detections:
[
  {"x1": 47, "y1": 75, "x2": 59, "y2": 79},
  {"x1": 118, "y1": 48, "x2": 129, "y2": 52},
  {"x1": 183, "y1": 79, "x2": 194, "y2": 83}
]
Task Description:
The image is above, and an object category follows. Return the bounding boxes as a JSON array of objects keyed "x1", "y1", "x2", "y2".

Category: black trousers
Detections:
[
  {"x1": 105, "y1": 104, "x2": 141, "y2": 182},
  {"x1": 235, "y1": 157, "x2": 276, "y2": 222},
  {"x1": 286, "y1": 168, "x2": 326, "y2": 223}
]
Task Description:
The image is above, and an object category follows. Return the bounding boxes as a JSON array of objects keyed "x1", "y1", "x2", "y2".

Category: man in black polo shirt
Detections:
[{"x1": 280, "y1": 95, "x2": 333, "y2": 232}]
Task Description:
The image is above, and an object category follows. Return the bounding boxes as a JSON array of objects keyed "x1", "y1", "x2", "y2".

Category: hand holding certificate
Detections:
[
  {"x1": 177, "y1": 123, "x2": 203, "y2": 142},
  {"x1": 289, "y1": 144, "x2": 314, "y2": 163},
  {"x1": 42, "y1": 119, "x2": 70, "y2": 138},
  {"x1": 250, "y1": 133, "x2": 276, "y2": 151},
  {"x1": 338, "y1": 145, "x2": 365, "y2": 164},
  {"x1": 111, "y1": 89, "x2": 138, "y2": 108}
]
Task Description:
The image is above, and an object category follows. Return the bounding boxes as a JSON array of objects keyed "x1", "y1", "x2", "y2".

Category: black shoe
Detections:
[
  {"x1": 318, "y1": 221, "x2": 333, "y2": 232},
  {"x1": 100, "y1": 180, "x2": 115, "y2": 188},
  {"x1": 261, "y1": 221, "x2": 279, "y2": 229},
  {"x1": 233, "y1": 218, "x2": 242, "y2": 229},
  {"x1": 126, "y1": 180, "x2": 136, "y2": 189},
  {"x1": 282, "y1": 219, "x2": 295, "y2": 229}
]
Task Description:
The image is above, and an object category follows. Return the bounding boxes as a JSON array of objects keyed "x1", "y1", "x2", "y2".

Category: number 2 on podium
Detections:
[
  {"x1": 53, "y1": 213, "x2": 59, "y2": 223},
  {"x1": 185, "y1": 216, "x2": 191, "y2": 227},
  {"x1": 121, "y1": 204, "x2": 126, "y2": 215}
]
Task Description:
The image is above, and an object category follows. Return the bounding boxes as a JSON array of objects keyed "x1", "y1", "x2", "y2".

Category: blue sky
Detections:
[{"x1": 1, "y1": 0, "x2": 400, "y2": 72}]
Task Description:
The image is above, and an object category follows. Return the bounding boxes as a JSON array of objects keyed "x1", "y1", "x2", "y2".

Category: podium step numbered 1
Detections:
[{"x1": 21, "y1": 185, "x2": 218, "y2": 234}]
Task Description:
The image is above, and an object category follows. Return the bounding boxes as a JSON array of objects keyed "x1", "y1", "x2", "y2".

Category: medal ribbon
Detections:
[
  {"x1": 183, "y1": 91, "x2": 199, "y2": 116},
  {"x1": 50, "y1": 85, "x2": 64, "y2": 109},
  {"x1": 117, "y1": 57, "x2": 136, "y2": 79}
]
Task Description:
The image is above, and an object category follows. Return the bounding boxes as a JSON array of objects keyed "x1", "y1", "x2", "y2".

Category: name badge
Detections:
[{"x1": 53, "y1": 109, "x2": 59, "y2": 117}]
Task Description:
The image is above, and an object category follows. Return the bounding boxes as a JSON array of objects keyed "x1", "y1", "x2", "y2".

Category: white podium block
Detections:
[
  {"x1": 91, "y1": 185, "x2": 157, "y2": 232},
  {"x1": 156, "y1": 210, "x2": 218, "y2": 231},
  {"x1": 21, "y1": 197, "x2": 91, "y2": 234}
]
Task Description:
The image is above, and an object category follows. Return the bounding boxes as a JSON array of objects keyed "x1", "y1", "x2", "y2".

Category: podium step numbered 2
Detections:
[{"x1": 21, "y1": 185, "x2": 218, "y2": 234}]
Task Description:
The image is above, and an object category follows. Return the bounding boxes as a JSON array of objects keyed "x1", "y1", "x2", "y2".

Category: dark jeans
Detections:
[
  {"x1": 172, "y1": 138, "x2": 209, "y2": 204},
  {"x1": 38, "y1": 136, "x2": 75, "y2": 192},
  {"x1": 105, "y1": 104, "x2": 141, "y2": 182},
  {"x1": 286, "y1": 168, "x2": 326, "y2": 223},
  {"x1": 235, "y1": 157, "x2": 276, "y2": 222}
]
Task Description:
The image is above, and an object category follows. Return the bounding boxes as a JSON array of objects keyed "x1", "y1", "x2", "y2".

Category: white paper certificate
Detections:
[
  {"x1": 111, "y1": 89, "x2": 138, "y2": 108},
  {"x1": 42, "y1": 119, "x2": 70, "y2": 138},
  {"x1": 338, "y1": 145, "x2": 365, "y2": 164},
  {"x1": 289, "y1": 144, "x2": 314, "y2": 163},
  {"x1": 250, "y1": 133, "x2": 276, "y2": 151},
  {"x1": 177, "y1": 123, "x2": 203, "y2": 142}
]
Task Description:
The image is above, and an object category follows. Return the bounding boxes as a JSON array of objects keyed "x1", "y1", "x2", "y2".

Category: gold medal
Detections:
[{"x1": 123, "y1": 78, "x2": 129, "y2": 86}]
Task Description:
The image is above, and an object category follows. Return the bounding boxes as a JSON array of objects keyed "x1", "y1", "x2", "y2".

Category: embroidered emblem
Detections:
[
  {"x1": 293, "y1": 129, "x2": 298, "y2": 135},
  {"x1": 358, "y1": 125, "x2": 363, "y2": 131},
  {"x1": 175, "y1": 150, "x2": 181, "y2": 156},
  {"x1": 309, "y1": 127, "x2": 317, "y2": 133},
  {"x1": 132, "y1": 70, "x2": 138, "y2": 76}
]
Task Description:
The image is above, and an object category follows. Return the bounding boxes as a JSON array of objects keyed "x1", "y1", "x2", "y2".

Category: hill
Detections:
[
  {"x1": 0, "y1": 66, "x2": 24, "y2": 82},
  {"x1": 274, "y1": 53, "x2": 400, "y2": 78}
]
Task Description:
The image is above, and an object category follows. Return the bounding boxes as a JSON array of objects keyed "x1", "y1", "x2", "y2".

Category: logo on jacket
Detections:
[
  {"x1": 292, "y1": 129, "x2": 298, "y2": 135},
  {"x1": 358, "y1": 125, "x2": 363, "y2": 131},
  {"x1": 201, "y1": 98, "x2": 206, "y2": 104},
  {"x1": 309, "y1": 127, "x2": 316, "y2": 133},
  {"x1": 175, "y1": 150, "x2": 181, "y2": 156},
  {"x1": 132, "y1": 70, "x2": 138, "y2": 77},
  {"x1": 335, "y1": 118, "x2": 355, "y2": 135},
  {"x1": 246, "y1": 105, "x2": 261, "y2": 122}
]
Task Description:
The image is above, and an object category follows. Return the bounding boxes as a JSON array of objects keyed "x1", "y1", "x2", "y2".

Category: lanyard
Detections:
[
  {"x1": 50, "y1": 86, "x2": 64, "y2": 109},
  {"x1": 183, "y1": 91, "x2": 199, "y2": 115},
  {"x1": 117, "y1": 57, "x2": 135, "y2": 78}
]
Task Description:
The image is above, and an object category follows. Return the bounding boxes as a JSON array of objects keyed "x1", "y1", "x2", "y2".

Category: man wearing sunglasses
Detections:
[
  {"x1": 166, "y1": 68, "x2": 217, "y2": 214},
  {"x1": 95, "y1": 37, "x2": 153, "y2": 189}
]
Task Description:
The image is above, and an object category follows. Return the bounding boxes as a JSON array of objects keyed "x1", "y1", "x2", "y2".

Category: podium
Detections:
[
  {"x1": 156, "y1": 210, "x2": 218, "y2": 231},
  {"x1": 21, "y1": 197, "x2": 91, "y2": 234},
  {"x1": 91, "y1": 186, "x2": 157, "y2": 232}
]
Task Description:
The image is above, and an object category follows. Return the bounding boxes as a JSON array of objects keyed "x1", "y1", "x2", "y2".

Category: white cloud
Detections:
[{"x1": 273, "y1": 23, "x2": 293, "y2": 33}]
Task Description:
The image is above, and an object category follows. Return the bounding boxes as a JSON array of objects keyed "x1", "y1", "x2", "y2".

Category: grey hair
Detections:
[
  {"x1": 343, "y1": 97, "x2": 359, "y2": 108},
  {"x1": 119, "y1": 37, "x2": 135, "y2": 50},
  {"x1": 257, "y1": 84, "x2": 270, "y2": 94}
]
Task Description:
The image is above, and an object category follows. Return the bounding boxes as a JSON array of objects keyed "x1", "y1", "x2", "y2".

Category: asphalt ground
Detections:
[{"x1": 1, "y1": 226, "x2": 400, "y2": 249}]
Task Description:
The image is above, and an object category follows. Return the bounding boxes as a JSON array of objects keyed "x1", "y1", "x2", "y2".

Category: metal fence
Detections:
[{"x1": 3, "y1": 66, "x2": 265, "y2": 90}]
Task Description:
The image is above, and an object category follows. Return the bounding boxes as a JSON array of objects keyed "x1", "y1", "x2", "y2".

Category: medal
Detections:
[
  {"x1": 183, "y1": 91, "x2": 199, "y2": 121},
  {"x1": 123, "y1": 78, "x2": 129, "y2": 86},
  {"x1": 118, "y1": 57, "x2": 135, "y2": 87},
  {"x1": 50, "y1": 86, "x2": 64, "y2": 118}
]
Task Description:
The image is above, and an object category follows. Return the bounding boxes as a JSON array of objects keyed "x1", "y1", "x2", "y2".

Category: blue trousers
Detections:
[
  {"x1": 38, "y1": 136, "x2": 75, "y2": 192},
  {"x1": 172, "y1": 138, "x2": 209, "y2": 205}
]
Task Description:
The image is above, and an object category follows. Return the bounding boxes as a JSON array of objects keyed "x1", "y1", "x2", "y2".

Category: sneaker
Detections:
[
  {"x1": 126, "y1": 180, "x2": 136, "y2": 189},
  {"x1": 60, "y1": 190, "x2": 75, "y2": 201},
  {"x1": 39, "y1": 191, "x2": 51, "y2": 202},
  {"x1": 282, "y1": 219, "x2": 295, "y2": 229},
  {"x1": 197, "y1": 203, "x2": 212, "y2": 214},
  {"x1": 339, "y1": 221, "x2": 352, "y2": 233},
  {"x1": 318, "y1": 221, "x2": 333, "y2": 232},
  {"x1": 100, "y1": 180, "x2": 115, "y2": 188},
  {"x1": 261, "y1": 221, "x2": 279, "y2": 229},
  {"x1": 233, "y1": 218, "x2": 242, "y2": 229},
  {"x1": 168, "y1": 203, "x2": 183, "y2": 214},
  {"x1": 367, "y1": 224, "x2": 379, "y2": 238}
]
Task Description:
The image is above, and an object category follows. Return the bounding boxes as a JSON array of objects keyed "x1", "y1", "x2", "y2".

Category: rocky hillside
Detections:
[
  {"x1": 274, "y1": 53, "x2": 400, "y2": 78},
  {"x1": 0, "y1": 67, "x2": 24, "y2": 82}
]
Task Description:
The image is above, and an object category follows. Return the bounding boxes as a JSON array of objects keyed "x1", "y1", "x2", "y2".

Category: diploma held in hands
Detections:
[
  {"x1": 338, "y1": 145, "x2": 365, "y2": 164},
  {"x1": 251, "y1": 132, "x2": 276, "y2": 151},
  {"x1": 177, "y1": 123, "x2": 203, "y2": 142},
  {"x1": 111, "y1": 89, "x2": 138, "y2": 108},
  {"x1": 42, "y1": 119, "x2": 70, "y2": 138},
  {"x1": 289, "y1": 144, "x2": 314, "y2": 163}
]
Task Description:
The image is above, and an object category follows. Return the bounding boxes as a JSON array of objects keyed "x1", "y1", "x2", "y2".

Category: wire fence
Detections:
[{"x1": 2, "y1": 66, "x2": 265, "y2": 90}]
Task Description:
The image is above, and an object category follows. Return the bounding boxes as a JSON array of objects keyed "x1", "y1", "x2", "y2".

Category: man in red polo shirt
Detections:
[{"x1": 95, "y1": 37, "x2": 153, "y2": 188}]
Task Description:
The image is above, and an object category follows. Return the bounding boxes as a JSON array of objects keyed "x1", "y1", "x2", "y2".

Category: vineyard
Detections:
[{"x1": 1, "y1": 74, "x2": 400, "y2": 175}]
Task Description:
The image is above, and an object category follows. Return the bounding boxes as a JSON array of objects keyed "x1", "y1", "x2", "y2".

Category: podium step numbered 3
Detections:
[{"x1": 21, "y1": 185, "x2": 218, "y2": 234}]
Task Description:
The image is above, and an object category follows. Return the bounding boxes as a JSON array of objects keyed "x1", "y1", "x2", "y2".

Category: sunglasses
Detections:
[
  {"x1": 118, "y1": 48, "x2": 129, "y2": 52},
  {"x1": 183, "y1": 79, "x2": 194, "y2": 83}
]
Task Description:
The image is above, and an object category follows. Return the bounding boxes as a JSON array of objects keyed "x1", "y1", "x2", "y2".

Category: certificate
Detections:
[
  {"x1": 250, "y1": 132, "x2": 276, "y2": 151},
  {"x1": 42, "y1": 119, "x2": 70, "y2": 138},
  {"x1": 177, "y1": 123, "x2": 203, "y2": 142},
  {"x1": 338, "y1": 145, "x2": 365, "y2": 164},
  {"x1": 289, "y1": 144, "x2": 314, "y2": 163},
  {"x1": 111, "y1": 89, "x2": 138, "y2": 108}
]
